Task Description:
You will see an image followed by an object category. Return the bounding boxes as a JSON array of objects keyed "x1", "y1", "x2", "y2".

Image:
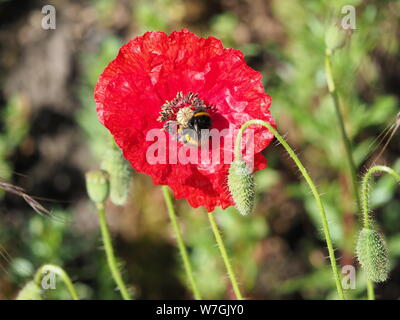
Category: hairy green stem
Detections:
[
  {"x1": 96, "y1": 203, "x2": 132, "y2": 300},
  {"x1": 33, "y1": 264, "x2": 79, "y2": 300},
  {"x1": 161, "y1": 186, "x2": 202, "y2": 300},
  {"x1": 325, "y1": 50, "x2": 361, "y2": 213},
  {"x1": 366, "y1": 280, "x2": 375, "y2": 300},
  {"x1": 361, "y1": 165, "x2": 400, "y2": 230},
  {"x1": 208, "y1": 212, "x2": 243, "y2": 300},
  {"x1": 360, "y1": 165, "x2": 400, "y2": 300},
  {"x1": 237, "y1": 119, "x2": 344, "y2": 299}
]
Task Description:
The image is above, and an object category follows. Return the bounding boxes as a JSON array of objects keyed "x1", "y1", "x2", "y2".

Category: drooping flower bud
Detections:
[
  {"x1": 16, "y1": 281, "x2": 43, "y2": 300},
  {"x1": 85, "y1": 170, "x2": 110, "y2": 204},
  {"x1": 356, "y1": 228, "x2": 390, "y2": 283},
  {"x1": 101, "y1": 144, "x2": 132, "y2": 206},
  {"x1": 228, "y1": 159, "x2": 255, "y2": 215}
]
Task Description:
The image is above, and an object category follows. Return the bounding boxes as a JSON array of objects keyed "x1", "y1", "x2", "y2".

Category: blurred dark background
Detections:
[{"x1": 0, "y1": 0, "x2": 399, "y2": 299}]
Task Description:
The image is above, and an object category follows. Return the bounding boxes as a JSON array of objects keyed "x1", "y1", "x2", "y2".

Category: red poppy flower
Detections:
[{"x1": 94, "y1": 29, "x2": 275, "y2": 212}]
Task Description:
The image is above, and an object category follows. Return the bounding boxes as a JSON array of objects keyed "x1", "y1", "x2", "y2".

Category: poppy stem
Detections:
[
  {"x1": 237, "y1": 119, "x2": 345, "y2": 300},
  {"x1": 325, "y1": 50, "x2": 361, "y2": 213},
  {"x1": 96, "y1": 203, "x2": 132, "y2": 300},
  {"x1": 367, "y1": 280, "x2": 375, "y2": 300},
  {"x1": 361, "y1": 165, "x2": 400, "y2": 230},
  {"x1": 33, "y1": 264, "x2": 79, "y2": 300},
  {"x1": 360, "y1": 165, "x2": 400, "y2": 300},
  {"x1": 161, "y1": 186, "x2": 202, "y2": 300},
  {"x1": 208, "y1": 211, "x2": 244, "y2": 300}
]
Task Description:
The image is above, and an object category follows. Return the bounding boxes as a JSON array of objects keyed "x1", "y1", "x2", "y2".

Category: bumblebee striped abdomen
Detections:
[
  {"x1": 189, "y1": 111, "x2": 211, "y2": 131},
  {"x1": 179, "y1": 111, "x2": 212, "y2": 146}
]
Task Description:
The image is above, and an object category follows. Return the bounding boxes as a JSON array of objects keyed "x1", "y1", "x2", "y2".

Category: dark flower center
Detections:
[{"x1": 157, "y1": 92, "x2": 212, "y2": 146}]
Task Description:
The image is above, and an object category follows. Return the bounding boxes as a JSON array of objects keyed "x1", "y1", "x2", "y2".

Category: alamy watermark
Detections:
[
  {"x1": 342, "y1": 265, "x2": 356, "y2": 290},
  {"x1": 341, "y1": 5, "x2": 356, "y2": 30},
  {"x1": 40, "y1": 269, "x2": 57, "y2": 290},
  {"x1": 145, "y1": 127, "x2": 256, "y2": 170},
  {"x1": 41, "y1": 5, "x2": 56, "y2": 30}
]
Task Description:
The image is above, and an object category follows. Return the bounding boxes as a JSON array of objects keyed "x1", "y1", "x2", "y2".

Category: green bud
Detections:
[
  {"x1": 85, "y1": 170, "x2": 110, "y2": 204},
  {"x1": 356, "y1": 228, "x2": 390, "y2": 283},
  {"x1": 101, "y1": 144, "x2": 132, "y2": 206},
  {"x1": 16, "y1": 281, "x2": 43, "y2": 300},
  {"x1": 228, "y1": 159, "x2": 255, "y2": 215},
  {"x1": 325, "y1": 24, "x2": 347, "y2": 51}
]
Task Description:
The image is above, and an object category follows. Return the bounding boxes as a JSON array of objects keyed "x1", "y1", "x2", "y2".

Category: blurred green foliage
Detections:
[
  {"x1": 0, "y1": 95, "x2": 30, "y2": 185},
  {"x1": 0, "y1": 0, "x2": 399, "y2": 300}
]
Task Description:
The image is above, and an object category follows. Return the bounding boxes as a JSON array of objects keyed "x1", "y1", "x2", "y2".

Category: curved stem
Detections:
[
  {"x1": 161, "y1": 186, "x2": 202, "y2": 300},
  {"x1": 237, "y1": 119, "x2": 344, "y2": 299},
  {"x1": 325, "y1": 51, "x2": 361, "y2": 213},
  {"x1": 361, "y1": 165, "x2": 400, "y2": 230},
  {"x1": 33, "y1": 264, "x2": 79, "y2": 300},
  {"x1": 208, "y1": 212, "x2": 243, "y2": 300},
  {"x1": 360, "y1": 165, "x2": 400, "y2": 300},
  {"x1": 96, "y1": 203, "x2": 132, "y2": 300}
]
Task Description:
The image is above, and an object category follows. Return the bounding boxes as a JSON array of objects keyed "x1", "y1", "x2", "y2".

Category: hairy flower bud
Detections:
[
  {"x1": 85, "y1": 170, "x2": 110, "y2": 204},
  {"x1": 228, "y1": 159, "x2": 255, "y2": 215},
  {"x1": 101, "y1": 144, "x2": 132, "y2": 206},
  {"x1": 16, "y1": 281, "x2": 43, "y2": 300},
  {"x1": 356, "y1": 228, "x2": 390, "y2": 283}
]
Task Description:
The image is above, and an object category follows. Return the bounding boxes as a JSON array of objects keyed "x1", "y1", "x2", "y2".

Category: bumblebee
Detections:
[
  {"x1": 177, "y1": 107, "x2": 212, "y2": 145},
  {"x1": 158, "y1": 92, "x2": 212, "y2": 146}
]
